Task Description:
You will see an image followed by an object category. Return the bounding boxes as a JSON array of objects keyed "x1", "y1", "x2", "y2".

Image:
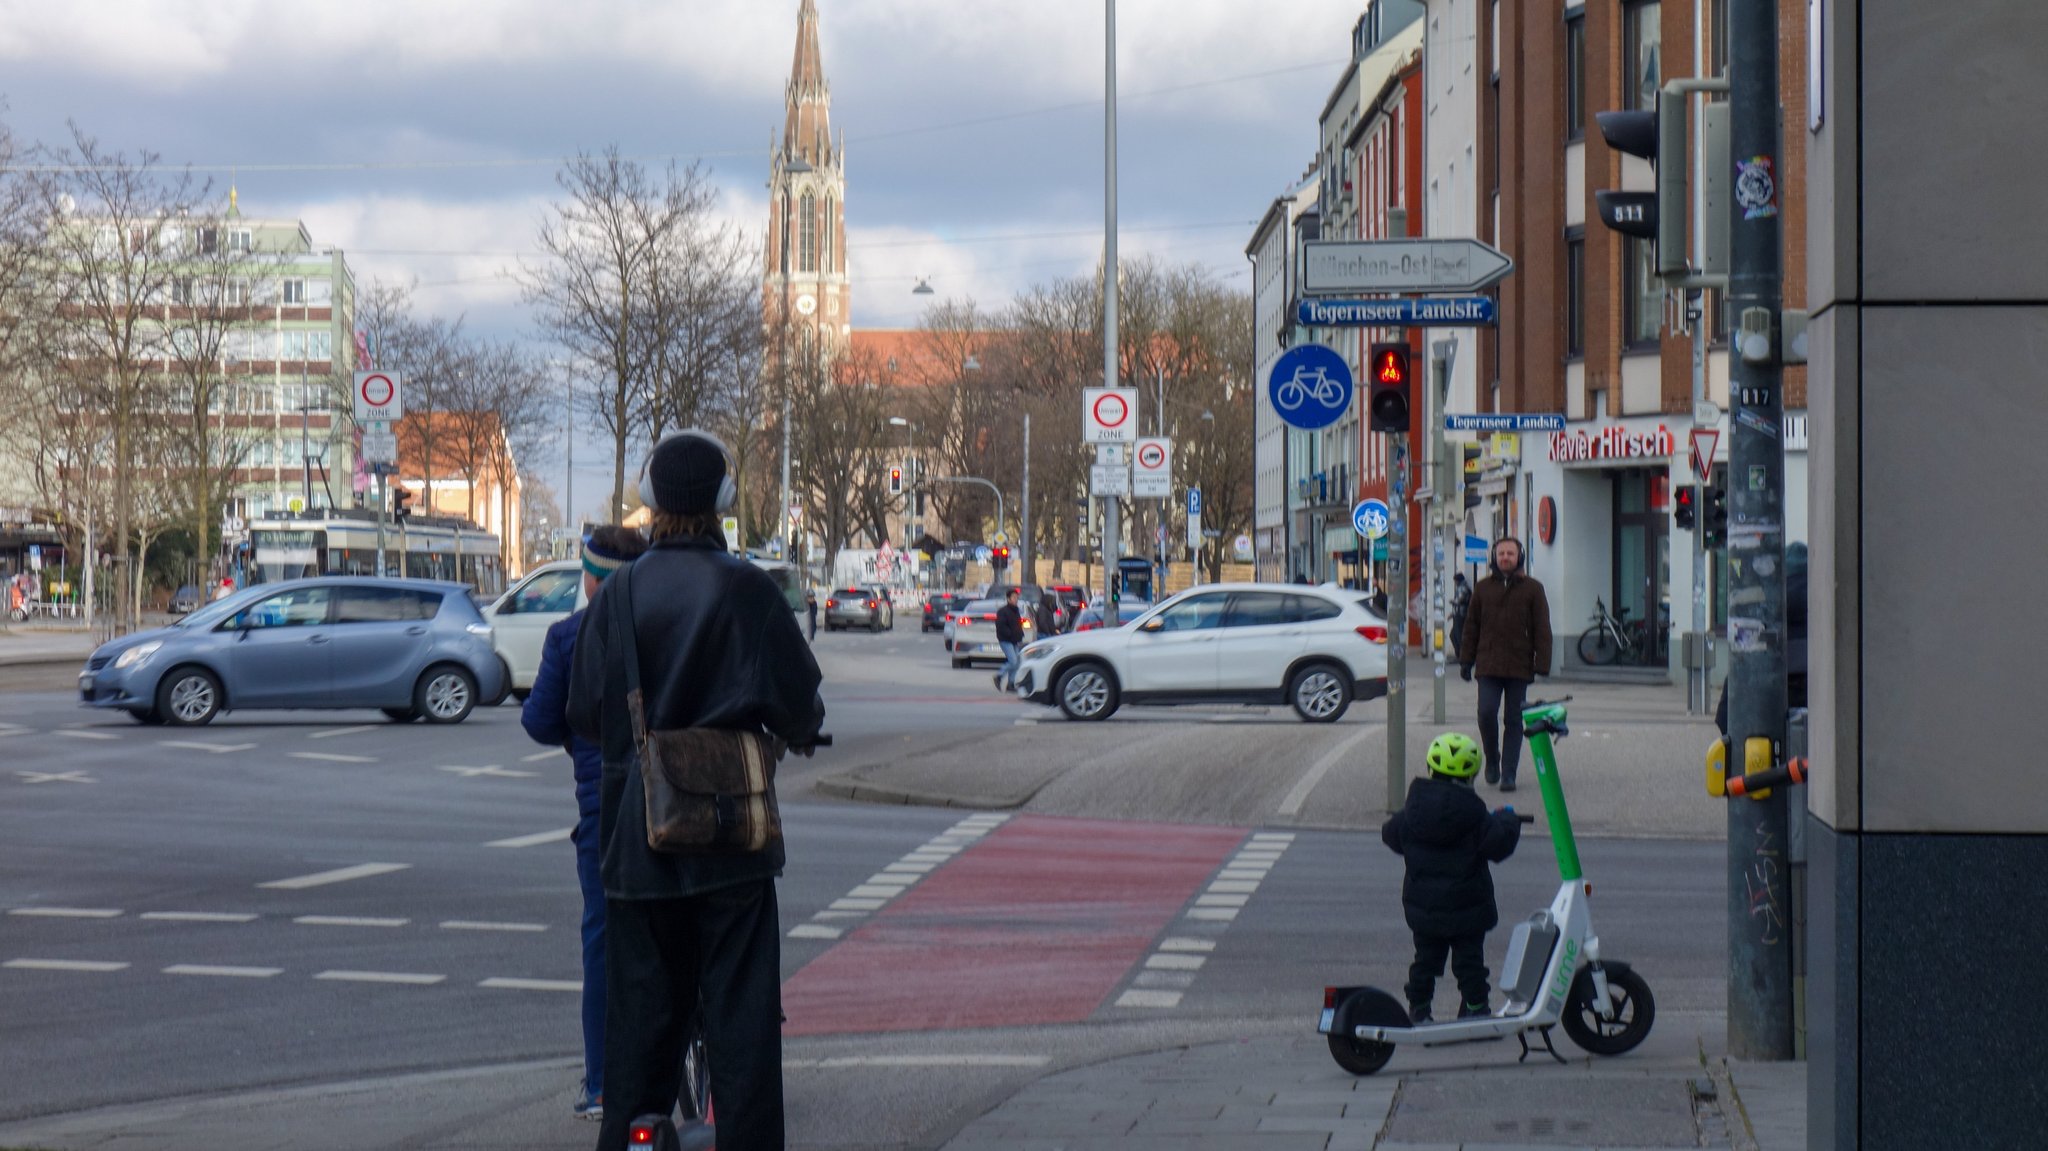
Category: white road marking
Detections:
[
  {"x1": 1195, "y1": 894, "x2": 1248, "y2": 908},
  {"x1": 520, "y1": 748, "x2": 567, "y2": 763},
  {"x1": 486, "y1": 827, "x2": 574, "y2": 848},
  {"x1": 478, "y1": 977, "x2": 581, "y2": 992},
  {"x1": 789, "y1": 924, "x2": 843, "y2": 940},
  {"x1": 1278, "y1": 725, "x2": 1378, "y2": 816},
  {"x1": 259, "y1": 862, "x2": 411, "y2": 890},
  {"x1": 1134, "y1": 971, "x2": 1197, "y2": 988},
  {"x1": 307, "y1": 725, "x2": 377, "y2": 739},
  {"x1": 164, "y1": 964, "x2": 281, "y2": 978},
  {"x1": 315, "y1": 970, "x2": 444, "y2": 985},
  {"x1": 1145, "y1": 954, "x2": 1206, "y2": 971},
  {"x1": 16, "y1": 770, "x2": 93, "y2": 784},
  {"x1": 1232, "y1": 850, "x2": 1284, "y2": 861},
  {"x1": 1012, "y1": 717, "x2": 1039, "y2": 726},
  {"x1": 54, "y1": 730, "x2": 119, "y2": 741},
  {"x1": 1115, "y1": 989, "x2": 1182, "y2": 1008},
  {"x1": 4, "y1": 958, "x2": 130, "y2": 972},
  {"x1": 1159, "y1": 937, "x2": 1216, "y2": 952},
  {"x1": 440, "y1": 920, "x2": 547, "y2": 933},
  {"x1": 1207, "y1": 881, "x2": 1260, "y2": 895},
  {"x1": 812, "y1": 910, "x2": 867, "y2": 920},
  {"x1": 141, "y1": 911, "x2": 259, "y2": 923},
  {"x1": 1251, "y1": 831, "x2": 1296, "y2": 842},
  {"x1": 883, "y1": 862, "x2": 935, "y2": 874},
  {"x1": 829, "y1": 898, "x2": 886, "y2": 912},
  {"x1": 295, "y1": 915, "x2": 408, "y2": 928},
  {"x1": 1218, "y1": 869, "x2": 1270, "y2": 881},
  {"x1": 289, "y1": 752, "x2": 377, "y2": 764},
  {"x1": 784, "y1": 1054, "x2": 1050, "y2": 1069},
  {"x1": 0, "y1": 722, "x2": 32, "y2": 738},
  {"x1": 864, "y1": 873, "x2": 920, "y2": 887},
  {"x1": 437, "y1": 764, "x2": 536, "y2": 779},
  {"x1": 848, "y1": 884, "x2": 909, "y2": 899},
  {"x1": 1186, "y1": 908, "x2": 1238, "y2": 921},
  {"x1": 8, "y1": 907, "x2": 121, "y2": 919},
  {"x1": 159, "y1": 740, "x2": 257, "y2": 753}
]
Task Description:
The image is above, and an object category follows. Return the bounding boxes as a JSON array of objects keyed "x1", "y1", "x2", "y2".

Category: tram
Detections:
[{"x1": 243, "y1": 510, "x2": 505, "y2": 598}]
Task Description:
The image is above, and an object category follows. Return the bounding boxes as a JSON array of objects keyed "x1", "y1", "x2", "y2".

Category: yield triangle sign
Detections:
[{"x1": 1689, "y1": 428, "x2": 1720, "y2": 481}]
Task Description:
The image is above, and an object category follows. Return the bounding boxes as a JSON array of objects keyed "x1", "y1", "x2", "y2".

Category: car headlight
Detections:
[
  {"x1": 1021, "y1": 642, "x2": 1058, "y2": 660},
  {"x1": 113, "y1": 641, "x2": 163, "y2": 670}
]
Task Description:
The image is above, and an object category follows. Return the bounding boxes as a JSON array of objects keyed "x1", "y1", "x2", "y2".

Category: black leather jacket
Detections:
[{"x1": 567, "y1": 534, "x2": 825, "y2": 900}]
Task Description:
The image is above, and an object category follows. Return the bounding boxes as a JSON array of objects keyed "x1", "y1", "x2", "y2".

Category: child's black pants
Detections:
[{"x1": 1406, "y1": 930, "x2": 1490, "y2": 1011}]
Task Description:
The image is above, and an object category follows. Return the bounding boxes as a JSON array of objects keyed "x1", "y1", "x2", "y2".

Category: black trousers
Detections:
[
  {"x1": 1475, "y1": 675, "x2": 1531, "y2": 782},
  {"x1": 1405, "y1": 930, "x2": 1491, "y2": 1011},
  {"x1": 596, "y1": 881, "x2": 784, "y2": 1151}
]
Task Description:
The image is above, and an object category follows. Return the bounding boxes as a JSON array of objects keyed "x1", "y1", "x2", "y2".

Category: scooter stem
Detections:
[{"x1": 1522, "y1": 703, "x2": 1583, "y2": 883}]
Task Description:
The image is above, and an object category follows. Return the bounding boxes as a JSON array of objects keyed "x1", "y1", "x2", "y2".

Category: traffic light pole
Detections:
[
  {"x1": 1385, "y1": 431, "x2": 1408, "y2": 814},
  {"x1": 375, "y1": 470, "x2": 389, "y2": 577},
  {"x1": 1724, "y1": 0, "x2": 1793, "y2": 1062}
]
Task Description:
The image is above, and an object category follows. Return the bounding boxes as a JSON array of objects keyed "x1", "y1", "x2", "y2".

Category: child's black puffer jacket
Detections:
[{"x1": 1381, "y1": 777, "x2": 1522, "y2": 937}]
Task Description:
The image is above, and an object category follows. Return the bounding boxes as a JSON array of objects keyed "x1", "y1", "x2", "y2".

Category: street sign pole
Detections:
[
  {"x1": 1690, "y1": 294, "x2": 1710, "y2": 716},
  {"x1": 375, "y1": 462, "x2": 389, "y2": 578},
  {"x1": 1385, "y1": 431, "x2": 1409, "y2": 814},
  {"x1": 1429, "y1": 339, "x2": 1457, "y2": 724},
  {"x1": 1725, "y1": 0, "x2": 1793, "y2": 1062}
]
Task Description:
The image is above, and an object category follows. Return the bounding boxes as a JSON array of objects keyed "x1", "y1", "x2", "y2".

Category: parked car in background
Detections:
[
  {"x1": 948, "y1": 598, "x2": 1035, "y2": 668},
  {"x1": 924, "y1": 591, "x2": 969, "y2": 634},
  {"x1": 483, "y1": 559, "x2": 583, "y2": 700},
  {"x1": 169, "y1": 584, "x2": 203, "y2": 615},
  {"x1": 1048, "y1": 585, "x2": 1086, "y2": 632},
  {"x1": 1070, "y1": 596, "x2": 1153, "y2": 632},
  {"x1": 824, "y1": 586, "x2": 895, "y2": 632},
  {"x1": 1013, "y1": 583, "x2": 1388, "y2": 723},
  {"x1": 78, "y1": 578, "x2": 506, "y2": 727}
]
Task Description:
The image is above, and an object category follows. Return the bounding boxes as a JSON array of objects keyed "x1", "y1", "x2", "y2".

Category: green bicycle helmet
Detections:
[{"x1": 1426, "y1": 732, "x2": 1482, "y2": 779}]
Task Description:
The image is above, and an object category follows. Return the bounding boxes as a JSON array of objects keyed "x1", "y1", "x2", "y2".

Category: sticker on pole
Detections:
[
  {"x1": 1352, "y1": 498, "x2": 1390, "y2": 541},
  {"x1": 1268, "y1": 345, "x2": 1352, "y2": 431},
  {"x1": 1689, "y1": 428, "x2": 1721, "y2": 480},
  {"x1": 1083, "y1": 387, "x2": 1139, "y2": 443},
  {"x1": 354, "y1": 372, "x2": 403, "y2": 423},
  {"x1": 1132, "y1": 437, "x2": 1172, "y2": 498}
]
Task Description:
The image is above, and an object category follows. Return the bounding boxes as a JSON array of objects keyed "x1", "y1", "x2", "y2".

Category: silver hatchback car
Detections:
[{"x1": 78, "y1": 578, "x2": 506, "y2": 726}]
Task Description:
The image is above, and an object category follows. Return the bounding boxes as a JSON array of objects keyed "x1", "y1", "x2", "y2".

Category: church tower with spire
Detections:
[{"x1": 765, "y1": 0, "x2": 848, "y2": 350}]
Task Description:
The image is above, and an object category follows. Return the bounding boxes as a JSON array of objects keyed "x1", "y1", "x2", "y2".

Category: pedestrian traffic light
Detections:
[
  {"x1": 1462, "y1": 444, "x2": 1483, "y2": 509},
  {"x1": 393, "y1": 486, "x2": 414, "y2": 521},
  {"x1": 1673, "y1": 484, "x2": 1698, "y2": 531},
  {"x1": 991, "y1": 546, "x2": 1010, "y2": 572},
  {"x1": 1368, "y1": 343, "x2": 1411, "y2": 434},
  {"x1": 1701, "y1": 483, "x2": 1728, "y2": 549},
  {"x1": 888, "y1": 465, "x2": 903, "y2": 495},
  {"x1": 1595, "y1": 85, "x2": 1731, "y2": 279}
]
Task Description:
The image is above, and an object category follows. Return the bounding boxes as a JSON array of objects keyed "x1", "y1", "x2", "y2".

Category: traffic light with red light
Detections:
[
  {"x1": 991, "y1": 546, "x2": 1010, "y2": 572},
  {"x1": 1673, "y1": 484, "x2": 1698, "y2": 530},
  {"x1": 888, "y1": 465, "x2": 903, "y2": 495},
  {"x1": 1368, "y1": 343, "x2": 1411, "y2": 433}
]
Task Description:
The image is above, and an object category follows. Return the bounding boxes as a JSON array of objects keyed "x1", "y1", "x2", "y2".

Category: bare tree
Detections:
[
  {"x1": 30, "y1": 124, "x2": 207, "y2": 626},
  {"x1": 525, "y1": 149, "x2": 719, "y2": 523}
]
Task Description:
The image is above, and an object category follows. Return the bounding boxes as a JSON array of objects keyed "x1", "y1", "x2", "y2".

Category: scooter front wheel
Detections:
[
  {"x1": 1326, "y1": 988, "x2": 1408, "y2": 1075},
  {"x1": 1561, "y1": 962, "x2": 1655, "y2": 1056}
]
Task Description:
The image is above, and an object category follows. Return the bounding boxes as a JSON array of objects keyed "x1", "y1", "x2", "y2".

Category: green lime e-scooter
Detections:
[{"x1": 1318, "y1": 697, "x2": 1656, "y2": 1074}]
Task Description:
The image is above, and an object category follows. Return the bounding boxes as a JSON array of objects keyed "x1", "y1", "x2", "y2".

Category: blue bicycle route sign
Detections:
[
  {"x1": 1267, "y1": 344, "x2": 1353, "y2": 431},
  {"x1": 1352, "y1": 498, "x2": 1391, "y2": 541}
]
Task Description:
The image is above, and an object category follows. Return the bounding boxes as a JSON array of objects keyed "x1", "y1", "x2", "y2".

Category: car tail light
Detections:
[
  {"x1": 1356, "y1": 625, "x2": 1388, "y2": 643},
  {"x1": 981, "y1": 613, "x2": 997, "y2": 621},
  {"x1": 826, "y1": 600, "x2": 837, "y2": 609},
  {"x1": 1077, "y1": 620, "x2": 1100, "y2": 632},
  {"x1": 866, "y1": 599, "x2": 877, "y2": 608}
]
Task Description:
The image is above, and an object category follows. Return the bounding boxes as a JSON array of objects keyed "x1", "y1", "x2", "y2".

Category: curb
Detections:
[
  {"x1": 0, "y1": 655, "x2": 88, "y2": 671},
  {"x1": 811, "y1": 773, "x2": 1030, "y2": 810}
]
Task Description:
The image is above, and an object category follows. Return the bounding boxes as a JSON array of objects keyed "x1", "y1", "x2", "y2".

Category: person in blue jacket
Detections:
[{"x1": 521, "y1": 525, "x2": 647, "y2": 1121}]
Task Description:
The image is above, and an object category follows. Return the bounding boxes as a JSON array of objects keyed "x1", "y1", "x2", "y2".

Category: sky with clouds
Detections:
[{"x1": 0, "y1": 0, "x2": 1370, "y2": 514}]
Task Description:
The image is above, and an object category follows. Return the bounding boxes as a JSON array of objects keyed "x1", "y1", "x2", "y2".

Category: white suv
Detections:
[{"x1": 1013, "y1": 583, "x2": 1389, "y2": 723}]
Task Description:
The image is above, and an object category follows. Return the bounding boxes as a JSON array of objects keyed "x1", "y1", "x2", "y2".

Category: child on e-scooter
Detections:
[{"x1": 1380, "y1": 732, "x2": 1524, "y2": 1024}]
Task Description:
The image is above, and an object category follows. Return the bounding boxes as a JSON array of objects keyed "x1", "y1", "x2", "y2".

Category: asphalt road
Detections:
[{"x1": 0, "y1": 629, "x2": 1729, "y2": 1150}]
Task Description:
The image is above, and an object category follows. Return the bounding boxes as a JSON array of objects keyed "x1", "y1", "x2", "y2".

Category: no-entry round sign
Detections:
[
  {"x1": 1094, "y1": 392, "x2": 1128, "y2": 428},
  {"x1": 1083, "y1": 386, "x2": 1139, "y2": 443},
  {"x1": 353, "y1": 371, "x2": 404, "y2": 422},
  {"x1": 1136, "y1": 441, "x2": 1167, "y2": 470}
]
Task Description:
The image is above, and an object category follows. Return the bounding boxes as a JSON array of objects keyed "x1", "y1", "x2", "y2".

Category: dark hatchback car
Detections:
[
  {"x1": 923, "y1": 591, "x2": 970, "y2": 633},
  {"x1": 79, "y1": 578, "x2": 506, "y2": 727}
]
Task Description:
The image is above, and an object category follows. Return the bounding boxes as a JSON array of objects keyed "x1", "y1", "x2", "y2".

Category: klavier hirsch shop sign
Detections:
[{"x1": 1548, "y1": 423, "x2": 1677, "y2": 463}]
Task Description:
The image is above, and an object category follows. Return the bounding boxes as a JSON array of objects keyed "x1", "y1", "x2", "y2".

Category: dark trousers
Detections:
[
  {"x1": 574, "y1": 810, "x2": 607, "y2": 1096},
  {"x1": 1405, "y1": 930, "x2": 1491, "y2": 1011},
  {"x1": 596, "y1": 881, "x2": 784, "y2": 1151},
  {"x1": 1475, "y1": 675, "x2": 1531, "y2": 782}
]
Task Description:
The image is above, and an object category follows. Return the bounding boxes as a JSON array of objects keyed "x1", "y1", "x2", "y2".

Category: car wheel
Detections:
[
  {"x1": 126, "y1": 708, "x2": 164, "y2": 725},
  {"x1": 1056, "y1": 662, "x2": 1119, "y2": 721},
  {"x1": 381, "y1": 707, "x2": 420, "y2": 723},
  {"x1": 414, "y1": 665, "x2": 477, "y2": 725},
  {"x1": 156, "y1": 667, "x2": 222, "y2": 727},
  {"x1": 1289, "y1": 663, "x2": 1352, "y2": 723}
]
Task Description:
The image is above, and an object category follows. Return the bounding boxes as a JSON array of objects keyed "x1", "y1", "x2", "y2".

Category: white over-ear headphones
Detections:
[{"x1": 638, "y1": 428, "x2": 737, "y2": 514}]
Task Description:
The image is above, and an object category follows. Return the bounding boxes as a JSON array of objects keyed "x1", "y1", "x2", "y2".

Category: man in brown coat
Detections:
[{"x1": 1455, "y1": 538, "x2": 1553, "y2": 791}]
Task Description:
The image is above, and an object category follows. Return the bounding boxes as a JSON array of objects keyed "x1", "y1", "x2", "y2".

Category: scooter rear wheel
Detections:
[
  {"x1": 1561, "y1": 962, "x2": 1655, "y2": 1056},
  {"x1": 1327, "y1": 988, "x2": 1408, "y2": 1075}
]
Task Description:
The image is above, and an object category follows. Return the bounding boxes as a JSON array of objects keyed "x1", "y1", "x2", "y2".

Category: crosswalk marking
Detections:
[
  {"x1": 437, "y1": 764, "x2": 536, "y2": 779},
  {"x1": 307, "y1": 725, "x2": 377, "y2": 739},
  {"x1": 485, "y1": 827, "x2": 573, "y2": 848},
  {"x1": 294, "y1": 916, "x2": 408, "y2": 928},
  {"x1": 289, "y1": 752, "x2": 377, "y2": 764},
  {"x1": 54, "y1": 730, "x2": 119, "y2": 741},
  {"x1": 141, "y1": 911, "x2": 259, "y2": 923},
  {"x1": 159, "y1": 740, "x2": 256, "y2": 753},
  {"x1": 315, "y1": 970, "x2": 445, "y2": 985},
  {"x1": 478, "y1": 977, "x2": 580, "y2": 992},
  {"x1": 164, "y1": 964, "x2": 281, "y2": 978},
  {"x1": 440, "y1": 920, "x2": 548, "y2": 933},
  {"x1": 260, "y1": 862, "x2": 410, "y2": 890},
  {"x1": 8, "y1": 907, "x2": 121, "y2": 919},
  {"x1": 1144, "y1": 953, "x2": 1205, "y2": 971},
  {"x1": 16, "y1": 770, "x2": 92, "y2": 784},
  {"x1": 789, "y1": 924, "x2": 843, "y2": 940},
  {"x1": 792, "y1": 813, "x2": 1011, "y2": 941},
  {"x1": 4, "y1": 958, "x2": 129, "y2": 972},
  {"x1": 1115, "y1": 989, "x2": 1182, "y2": 1009},
  {"x1": 520, "y1": 748, "x2": 566, "y2": 763}
]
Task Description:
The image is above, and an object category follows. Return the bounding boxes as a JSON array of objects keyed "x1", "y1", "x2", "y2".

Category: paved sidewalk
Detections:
[
  {"x1": 0, "y1": 625, "x2": 96, "y2": 667},
  {"x1": 941, "y1": 1029, "x2": 1807, "y2": 1151}
]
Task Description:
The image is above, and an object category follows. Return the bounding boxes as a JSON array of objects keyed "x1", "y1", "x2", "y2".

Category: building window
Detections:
[
  {"x1": 224, "y1": 279, "x2": 250, "y2": 306},
  {"x1": 823, "y1": 193, "x2": 834, "y2": 273},
  {"x1": 1490, "y1": 0, "x2": 1500, "y2": 77},
  {"x1": 171, "y1": 278, "x2": 194, "y2": 306},
  {"x1": 799, "y1": 190, "x2": 817, "y2": 273},
  {"x1": 197, "y1": 227, "x2": 219, "y2": 255},
  {"x1": 1624, "y1": 237, "x2": 1661, "y2": 348},
  {"x1": 228, "y1": 228, "x2": 254, "y2": 253},
  {"x1": 1710, "y1": 0, "x2": 1728, "y2": 78},
  {"x1": 1565, "y1": 231, "x2": 1585, "y2": 358},
  {"x1": 283, "y1": 279, "x2": 306, "y2": 304},
  {"x1": 309, "y1": 330, "x2": 333, "y2": 362},
  {"x1": 1566, "y1": 15, "x2": 1586, "y2": 139},
  {"x1": 1626, "y1": 1, "x2": 1662, "y2": 113}
]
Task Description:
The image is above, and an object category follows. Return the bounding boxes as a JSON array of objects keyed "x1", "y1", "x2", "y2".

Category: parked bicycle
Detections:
[{"x1": 1576, "y1": 597, "x2": 1665, "y2": 666}]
